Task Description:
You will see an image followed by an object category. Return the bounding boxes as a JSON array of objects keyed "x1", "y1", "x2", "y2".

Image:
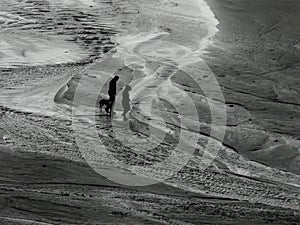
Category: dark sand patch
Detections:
[
  {"x1": 1, "y1": 145, "x2": 299, "y2": 225},
  {"x1": 202, "y1": 0, "x2": 300, "y2": 175}
]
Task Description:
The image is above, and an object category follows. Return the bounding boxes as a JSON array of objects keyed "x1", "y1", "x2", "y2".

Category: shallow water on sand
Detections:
[{"x1": 0, "y1": 0, "x2": 117, "y2": 115}]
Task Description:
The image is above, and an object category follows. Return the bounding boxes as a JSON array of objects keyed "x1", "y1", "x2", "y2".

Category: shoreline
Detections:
[{"x1": 196, "y1": 0, "x2": 220, "y2": 54}]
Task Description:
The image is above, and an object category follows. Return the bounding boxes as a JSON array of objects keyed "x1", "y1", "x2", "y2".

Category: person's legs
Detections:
[
  {"x1": 122, "y1": 102, "x2": 131, "y2": 121},
  {"x1": 106, "y1": 94, "x2": 115, "y2": 116}
]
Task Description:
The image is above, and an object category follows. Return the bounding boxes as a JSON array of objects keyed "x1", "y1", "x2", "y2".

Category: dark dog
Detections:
[{"x1": 99, "y1": 99, "x2": 111, "y2": 114}]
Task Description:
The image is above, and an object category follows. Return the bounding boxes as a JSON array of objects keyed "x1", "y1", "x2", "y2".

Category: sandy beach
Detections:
[{"x1": 0, "y1": 0, "x2": 299, "y2": 224}]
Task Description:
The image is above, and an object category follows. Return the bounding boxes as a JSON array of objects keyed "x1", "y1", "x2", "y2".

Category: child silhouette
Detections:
[{"x1": 122, "y1": 85, "x2": 132, "y2": 121}]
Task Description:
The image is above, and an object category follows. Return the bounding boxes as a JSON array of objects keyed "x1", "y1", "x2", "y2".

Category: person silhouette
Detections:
[
  {"x1": 106, "y1": 75, "x2": 119, "y2": 115},
  {"x1": 122, "y1": 85, "x2": 132, "y2": 121}
]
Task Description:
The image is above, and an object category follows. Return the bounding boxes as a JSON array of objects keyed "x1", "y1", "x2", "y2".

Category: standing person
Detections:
[
  {"x1": 122, "y1": 85, "x2": 132, "y2": 121},
  {"x1": 106, "y1": 75, "x2": 119, "y2": 115}
]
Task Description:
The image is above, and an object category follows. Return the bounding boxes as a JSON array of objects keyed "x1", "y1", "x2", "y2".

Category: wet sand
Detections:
[
  {"x1": 0, "y1": 0, "x2": 299, "y2": 224},
  {"x1": 204, "y1": 0, "x2": 300, "y2": 175}
]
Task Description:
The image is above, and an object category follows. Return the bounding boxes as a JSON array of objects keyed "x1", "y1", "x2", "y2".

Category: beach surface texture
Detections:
[{"x1": 0, "y1": 0, "x2": 299, "y2": 224}]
